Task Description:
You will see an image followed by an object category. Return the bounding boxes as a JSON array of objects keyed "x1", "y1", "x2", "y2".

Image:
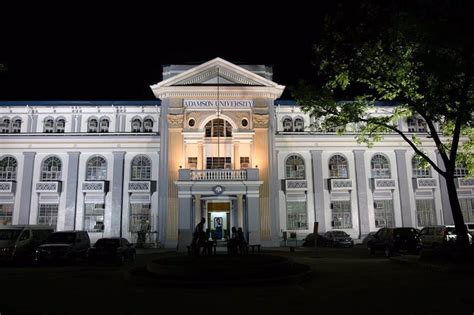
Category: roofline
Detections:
[
  {"x1": 274, "y1": 99, "x2": 400, "y2": 106},
  {"x1": 0, "y1": 100, "x2": 161, "y2": 106}
]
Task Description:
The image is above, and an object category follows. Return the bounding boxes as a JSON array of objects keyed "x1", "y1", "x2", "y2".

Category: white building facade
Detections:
[{"x1": 0, "y1": 58, "x2": 473, "y2": 247}]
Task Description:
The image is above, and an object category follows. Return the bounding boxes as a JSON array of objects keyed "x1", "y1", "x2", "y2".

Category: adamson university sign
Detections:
[{"x1": 183, "y1": 100, "x2": 254, "y2": 108}]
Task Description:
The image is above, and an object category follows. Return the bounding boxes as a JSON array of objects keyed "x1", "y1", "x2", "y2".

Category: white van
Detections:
[{"x1": 0, "y1": 225, "x2": 54, "y2": 263}]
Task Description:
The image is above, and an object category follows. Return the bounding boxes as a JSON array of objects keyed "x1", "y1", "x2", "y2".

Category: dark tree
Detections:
[{"x1": 293, "y1": 0, "x2": 474, "y2": 250}]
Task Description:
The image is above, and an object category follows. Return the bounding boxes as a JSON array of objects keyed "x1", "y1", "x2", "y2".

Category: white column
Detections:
[
  {"x1": 237, "y1": 194, "x2": 244, "y2": 228},
  {"x1": 234, "y1": 142, "x2": 240, "y2": 169},
  {"x1": 195, "y1": 194, "x2": 201, "y2": 225}
]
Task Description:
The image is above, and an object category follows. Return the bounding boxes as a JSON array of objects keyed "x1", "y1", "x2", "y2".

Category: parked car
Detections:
[
  {"x1": 465, "y1": 223, "x2": 474, "y2": 240},
  {"x1": 321, "y1": 231, "x2": 354, "y2": 247},
  {"x1": 367, "y1": 227, "x2": 421, "y2": 257},
  {"x1": 0, "y1": 225, "x2": 54, "y2": 264},
  {"x1": 419, "y1": 225, "x2": 472, "y2": 249},
  {"x1": 302, "y1": 233, "x2": 326, "y2": 247},
  {"x1": 362, "y1": 231, "x2": 377, "y2": 245},
  {"x1": 87, "y1": 237, "x2": 136, "y2": 265},
  {"x1": 34, "y1": 231, "x2": 90, "y2": 264}
]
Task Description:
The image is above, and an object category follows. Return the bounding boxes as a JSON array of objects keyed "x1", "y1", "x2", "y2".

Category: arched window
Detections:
[
  {"x1": 0, "y1": 118, "x2": 10, "y2": 133},
  {"x1": 131, "y1": 155, "x2": 151, "y2": 181},
  {"x1": 88, "y1": 118, "x2": 98, "y2": 133},
  {"x1": 285, "y1": 155, "x2": 305, "y2": 179},
  {"x1": 41, "y1": 156, "x2": 62, "y2": 181},
  {"x1": 132, "y1": 118, "x2": 142, "y2": 133},
  {"x1": 412, "y1": 155, "x2": 431, "y2": 178},
  {"x1": 143, "y1": 118, "x2": 153, "y2": 132},
  {"x1": 44, "y1": 118, "x2": 54, "y2": 133},
  {"x1": 283, "y1": 117, "x2": 293, "y2": 132},
  {"x1": 0, "y1": 156, "x2": 17, "y2": 181},
  {"x1": 12, "y1": 118, "x2": 21, "y2": 133},
  {"x1": 55, "y1": 118, "x2": 65, "y2": 133},
  {"x1": 407, "y1": 117, "x2": 426, "y2": 132},
  {"x1": 371, "y1": 154, "x2": 391, "y2": 178},
  {"x1": 100, "y1": 118, "x2": 109, "y2": 133},
  {"x1": 205, "y1": 119, "x2": 232, "y2": 137},
  {"x1": 294, "y1": 117, "x2": 304, "y2": 132},
  {"x1": 454, "y1": 163, "x2": 469, "y2": 177},
  {"x1": 329, "y1": 154, "x2": 348, "y2": 178},
  {"x1": 86, "y1": 156, "x2": 107, "y2": 180}
]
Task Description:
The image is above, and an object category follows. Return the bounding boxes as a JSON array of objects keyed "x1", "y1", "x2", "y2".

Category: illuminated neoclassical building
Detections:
[{"x1": 0, "y1": 58, "x2": 473, "y2": 248}]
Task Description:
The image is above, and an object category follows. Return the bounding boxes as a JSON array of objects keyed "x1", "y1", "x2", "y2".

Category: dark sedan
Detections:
[
  {"x1": 367, "y1": 227, "x2": 421, "y2": 257},
  {"x1": 322, "y1": 231, "x2": 354, "y2": 248},
  {"x1": 87, "y1": 238, "x2": 135, "y2": 265}
]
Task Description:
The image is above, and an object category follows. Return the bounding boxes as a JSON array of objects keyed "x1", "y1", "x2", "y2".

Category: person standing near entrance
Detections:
[
  {"x1": 215, "y1": 217, "x2": 223, "y2": 240},
  {"x1": 191, "y1": 217, "x2": 206, "y2": 255}
]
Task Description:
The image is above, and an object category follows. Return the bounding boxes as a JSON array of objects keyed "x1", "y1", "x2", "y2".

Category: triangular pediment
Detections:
[{"x1": 153, "y1": 57, "x2": 281, "y2": 88}]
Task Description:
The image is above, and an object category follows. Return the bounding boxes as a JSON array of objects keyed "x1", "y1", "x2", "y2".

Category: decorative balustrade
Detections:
[
  {"x1": 457, "y1": 177, "x2": 474, "y2": 188},
  {"x1": 128, "y1": 181, "x2": 155, "y2": 193},
  {"x1": 190, "y1": 170, "x2": 248, "y2": 181},
  {"x1": 415, "y1": 178, "x2": 438, "y2": 189},
  {"x1": 329, "y1": 179, "x2": 353, "y2": 191},
  {"x1": 285, "y1": 179, "x2": 308, "y2": 191},
  {"x1": 372, "y1": 178, "x2": 397, "y2": 190},
  {"x1": 35, "y1": 181, "x2": 61, "y2": 193},
  {"x1": 82, "y1": 181, "x2": 109, "y2": 193},
  {"x1": 0, "y1": 182, "x2": 15, "y2": 193}
]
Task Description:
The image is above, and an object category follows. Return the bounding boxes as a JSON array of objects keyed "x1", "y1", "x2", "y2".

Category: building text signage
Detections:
[{"x1": 184, "y1": 100, "x2": 253, "y2": 108}]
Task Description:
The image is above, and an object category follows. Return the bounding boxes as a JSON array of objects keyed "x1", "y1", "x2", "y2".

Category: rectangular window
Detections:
[
  {"x1": 206, "y1": 157, "x2": 231, "y2": 169},
  {"x1": 187, "y1": 157, "x2": 198, "y2": 170},
  {"x1": 329, "y1": 165, "x2": 348, "y2": 178},
  {"x1": 240, "y1": 157, "x2": 249, "y2": 169},
  {"x1": 0, "y1": 167, "x2": 16, "y2": 181},
  {"x1": 0, "y1": 204, "x2": 13, "y2": 225},
  {"x1": 38, "y1": 204, "x2": 58, "y2": 229},
  {"x1": 374, "y1": 199, "x2": 394, "y2": 228},
  {"x1": 84, "y1": 203, "x2": 105, "y2": 232},
  {"x1": 286, "y1": 201, "x2": 307, "y2": 230},
  {"x1": 460, "y1": 198, "x2": 474, "y2": 222},
  {"x1": 129, "y1": 203, "x2": 151, "y2": 232},
  {"x1": 331, "y1": 200, "x2": 352, "y2": 229},
  {"x1": 416, "y1": 199, "x2": 436, "y2": 226}
]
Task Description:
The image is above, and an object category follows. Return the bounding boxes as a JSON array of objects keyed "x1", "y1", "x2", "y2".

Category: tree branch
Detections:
[
  {"x1": 359, "y1": 117, "x2": 447, "y2": 176},
  {"x1": 418, "y1": 113, "x2": 451, "y2": 169}
]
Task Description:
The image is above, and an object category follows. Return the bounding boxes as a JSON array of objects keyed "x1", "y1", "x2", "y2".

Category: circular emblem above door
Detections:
[{"x1": 212, "y1": 185, "x2": 224, "y2": 195}]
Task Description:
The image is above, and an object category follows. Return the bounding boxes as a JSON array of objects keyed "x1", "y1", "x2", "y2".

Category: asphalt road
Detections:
[{"x1": 0, "y1": 246, "x2": 472, "y2": 315}]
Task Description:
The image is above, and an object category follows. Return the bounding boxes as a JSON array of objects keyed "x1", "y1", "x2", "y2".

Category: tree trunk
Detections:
[{"x1": 444, "y1": 174, "x2": 470, "y2": 251}]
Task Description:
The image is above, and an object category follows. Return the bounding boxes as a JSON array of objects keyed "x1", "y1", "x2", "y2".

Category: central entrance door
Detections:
[{"x1": 207, "y1": 202, "x2": 230, "y2": 240}]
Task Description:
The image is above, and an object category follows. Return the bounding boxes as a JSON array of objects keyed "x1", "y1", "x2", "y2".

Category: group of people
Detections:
[
  {"x1": 227, "y1": 226, "x2": 247, "y2": 254},
  {"x1": 190, "y1": 217, "x2": 248, "y2": 255}
]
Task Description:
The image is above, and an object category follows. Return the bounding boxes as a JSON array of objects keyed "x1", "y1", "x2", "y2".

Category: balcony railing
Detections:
[
  {"x1": 328, "y1": 179, "x2": 353, "y2": 191},
  {"x1": 82, "y1": 181, "x2": 109, "y2": 193},
  {"x1": 457, "y1": 177, "x2": 474, "y2": 188},
  {"x1": 179, "y1": 169, "x2": 259, "y2": 181},
  {"x1": 191, "y1": 170, "x2": 247, "y2": 181},
  {"x1": 0, "y1": 181, "x2": 15, "y2": 193},
  {"x1": 35, "y1": 181, "x2": 62, "y2": 193},
  {"x1": 285, "y1": 179, "x2": 308, "y2": 191},
  {"x1": 413, "y1": 178, "x2": 438, "y2": 189},
  {"x1": 370, "y1": 178, "x2": 397, "y2": 190},
  {"x1": 128, "y1": 181, "x2": 156, "y2": 193}
]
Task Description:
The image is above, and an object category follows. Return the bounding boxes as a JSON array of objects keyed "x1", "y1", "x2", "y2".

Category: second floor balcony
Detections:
[{"x1": 178, "y1": 168, "x2": 259, "y2": 181}]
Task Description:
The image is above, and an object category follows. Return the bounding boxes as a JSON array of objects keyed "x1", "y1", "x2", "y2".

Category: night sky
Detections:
[{"x1": 0, "y1": 3, "x2": 343, "y2": 101}]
